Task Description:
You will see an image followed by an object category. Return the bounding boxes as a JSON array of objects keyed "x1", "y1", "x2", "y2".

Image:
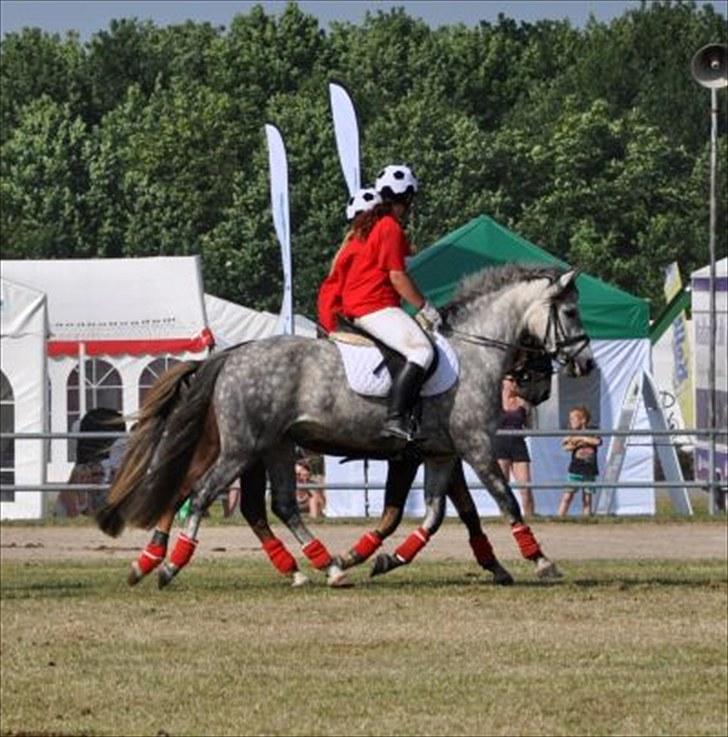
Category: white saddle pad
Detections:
[{"x1": 335, "y1": 333, "x2": 459, "y2": 398}]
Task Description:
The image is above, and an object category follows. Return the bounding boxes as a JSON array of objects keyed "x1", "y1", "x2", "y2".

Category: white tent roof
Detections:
[
  {"x1": 1, "y1": 257, "x2": 211, "y2": 356},
  {"x1": 204, "y1": 293, "x2": 316, "y2": 349},
  {"x1": 691, "y1": 257, "x2": 728, "y2": 279},
  {"x1": 1, "y1": 278, "x2": 48, "y2": 340}
]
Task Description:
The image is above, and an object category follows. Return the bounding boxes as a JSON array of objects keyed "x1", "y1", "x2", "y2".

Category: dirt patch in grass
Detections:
[{"x1": 1, "y1": 519, "x2": 726, "y2": 566}]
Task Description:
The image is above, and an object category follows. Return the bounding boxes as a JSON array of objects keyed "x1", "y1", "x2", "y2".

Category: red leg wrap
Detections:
[
  {"x1": 394, "y1": 528, "x2": 430, "y2": 563},
  {"x1": 469, "y1": 533, "x2": 496, "y2": 566},
  {"x1": 352, "y1": 531, "x2": 383, "y2": 561},
  {"x1": 262, "y1": 538, "x2": 298, "y2": 576},
  {"x1": 302, "y1": 538, "x2": 333, "y2": 570},
  {"x1": 135, "y1": 541, "x2": 166, "y2": 576},
  {"x1": 169, "y1": 533, "x2": 198, "y2": 569},
  {"x1": 512, "y1": 523, "x2": 543, "y2": 561}
]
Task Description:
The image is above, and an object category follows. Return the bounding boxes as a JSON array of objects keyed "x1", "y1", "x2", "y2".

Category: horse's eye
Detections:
[{"x1": 564, "y1": 308, "x2": 578, "y2": 319}]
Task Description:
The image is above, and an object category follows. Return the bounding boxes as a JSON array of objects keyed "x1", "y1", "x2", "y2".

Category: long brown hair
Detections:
[{"x1": 350, "y1": 202, "x2": 395, "y2": 241}]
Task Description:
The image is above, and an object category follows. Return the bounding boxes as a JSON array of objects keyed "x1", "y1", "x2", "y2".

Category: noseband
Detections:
[{"x1": 544, "y1": 301, "x2": 591, "y2": 366}]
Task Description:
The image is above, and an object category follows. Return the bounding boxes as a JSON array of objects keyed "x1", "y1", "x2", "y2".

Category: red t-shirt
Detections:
[
  {"x1": 340, "y1": 215, "x2": 410, "y2": 318},
  {"x1": 317, "y1": 237, "x2": 363, "y2": 333}
]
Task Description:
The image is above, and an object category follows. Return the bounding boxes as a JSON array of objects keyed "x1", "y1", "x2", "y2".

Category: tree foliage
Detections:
[{"x1": 1, "y1": 0, "x2": 726, "y2": 318}]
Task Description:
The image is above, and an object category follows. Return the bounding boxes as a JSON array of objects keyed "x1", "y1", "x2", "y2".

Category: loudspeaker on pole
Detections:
[{"x1": 690, "y1": 43, "x2": 727, "y2": 89}]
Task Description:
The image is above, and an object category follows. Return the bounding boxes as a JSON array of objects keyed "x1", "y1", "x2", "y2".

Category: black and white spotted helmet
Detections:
[
  {"x1": 346, "y1": 187, "x2": 382, "y2": 221},
  {"x1": 374, "y1": 164, "x2": 418, "y2": 201}
]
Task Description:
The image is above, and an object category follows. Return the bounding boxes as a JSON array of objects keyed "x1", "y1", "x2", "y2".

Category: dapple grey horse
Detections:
[{"x1": 98, "y1": 265, "x2": 594, "y2": 587}]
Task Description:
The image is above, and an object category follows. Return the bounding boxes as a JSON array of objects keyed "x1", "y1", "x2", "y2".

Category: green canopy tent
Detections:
[
  {"x1": 407, "y1": 214, "x2": 654, "y2": 515},
  {"x1": 409, "y1": 215, "x2": 649, "y2": 340}
]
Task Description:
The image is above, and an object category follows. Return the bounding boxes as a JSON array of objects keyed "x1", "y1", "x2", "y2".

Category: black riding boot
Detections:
[{"x1": 381, "y1": 362, "x2": 427, "y2": 442}]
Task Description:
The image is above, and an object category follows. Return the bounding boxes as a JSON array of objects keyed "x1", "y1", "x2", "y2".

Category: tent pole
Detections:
[
  {"x1": 707, "y1": 87, "x2": 719, "y2": 513},
  {"x1": 79, "y1": 342, "x2": 87, "y2": 421}
]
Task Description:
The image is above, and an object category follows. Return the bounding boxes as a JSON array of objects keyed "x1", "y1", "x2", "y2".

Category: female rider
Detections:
[
  {"x1": 337, "y1": 164, "x2": 441, "y2": 441},
  {"x1": 317, "y1": 187, "x2": 382, "y2": 334}
]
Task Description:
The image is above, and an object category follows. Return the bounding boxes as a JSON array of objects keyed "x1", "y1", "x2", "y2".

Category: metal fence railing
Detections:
[{"x1": 1, "y1": 429, "x2": 726, "y2": 510}]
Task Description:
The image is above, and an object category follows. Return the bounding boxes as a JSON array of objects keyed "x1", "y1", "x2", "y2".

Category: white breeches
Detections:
[{"x1": 354, "y1": 307, "x2": 435, "y2": 369}]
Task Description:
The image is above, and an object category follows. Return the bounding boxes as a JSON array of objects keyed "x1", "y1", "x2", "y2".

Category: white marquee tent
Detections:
[
  {"x1": 1, "y1": 278, "x2": 48, "y2": 519},
  {"x1": 691, "y1": 257, "x2": 727, "y2": 485},
  {"x1": 1, "y1": 257, "x2": 212, "y2": 514},
  {"x1": 204, "y1": 293, "x2": 316, "y2": 348}
]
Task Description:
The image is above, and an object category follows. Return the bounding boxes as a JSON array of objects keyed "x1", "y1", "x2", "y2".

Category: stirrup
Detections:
[{"x1": 380, "y1": 419, "x2": 412, "y2": 443}]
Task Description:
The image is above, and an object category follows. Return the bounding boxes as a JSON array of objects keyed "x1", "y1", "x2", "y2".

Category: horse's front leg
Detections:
[
  {"x1": 338, "y1": 458, "x2": 419, "y2": 570},
  {"x1": 371, "y1": 457, "x2": 454, "y2": 577},
  {"x1": 446, "y1": 460, "x2": 513, "y2": 585},
  {"x1": 265, "y1": 446, "x2": 351, "y2": 588},
  {"x1": 468, "y1": 451, "x2": 562, "y2": 580},
  {"x1": 240, "y1": 460, "x2": 309, "y2": 587}
]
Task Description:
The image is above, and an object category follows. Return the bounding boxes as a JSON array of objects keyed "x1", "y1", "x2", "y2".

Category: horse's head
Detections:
[{"x1": 524, "y1": 269, "x2": 595, "y2": 377}]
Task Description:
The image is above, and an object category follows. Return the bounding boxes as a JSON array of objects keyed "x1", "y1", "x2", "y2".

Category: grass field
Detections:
[{"x1": 1, "y1": 556, "x2": 726, "y2": 737}]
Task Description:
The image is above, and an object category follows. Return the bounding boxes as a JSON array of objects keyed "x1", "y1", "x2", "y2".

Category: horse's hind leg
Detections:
[
  {"x1": 157, "y1": 452, "x2": 243, "y2": 589},
  {"x1": 446, "y1": 461, "x2": 513, "y2": 585},
  {"x1": 371, "y1": 458, "x2": 454, "y2": 577},
  {"x1": 129, "y1": 426, "x2": 221, "y2": 586},
  {"x1": 128, "y1": 506, "x2": 176, "y2": 586},
  {"x1": 338, "y1": 458, "x2": 418, "y2": 570},
  {"x1": 239, "y1": 461, "x2": 309, "y2": 587},
  {"x1": 264, "y1": 445, "x2": 351, "y2": 588}
]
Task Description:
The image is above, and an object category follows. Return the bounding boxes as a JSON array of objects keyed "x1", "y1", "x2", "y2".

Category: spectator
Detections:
[
  {"x1": 56, "y1": 408, "x2": 125, "y2": 517},
  {"x1": 223, "y1": 479, "x2": 241, "y2": 518},
  {"x1": 295, "y1": 459, "x2": 326, "y2": 518},
  {"x1": 558, "y1": 405, "x2": 602, "y2": 516},
  {"x1": 493, "y1": 374, "x2": 535, "y2": 516}
]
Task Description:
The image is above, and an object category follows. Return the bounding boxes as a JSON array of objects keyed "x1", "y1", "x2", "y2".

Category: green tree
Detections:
[
  {"x1": 86, "y1": 81, "x2": 239, "y2": 259},
  {"x1": 1, "y1": 96, "x2": 92, "y2": 258},
  {"x1": 0, "y1": 28, "x2": 85, "y2": 144}
]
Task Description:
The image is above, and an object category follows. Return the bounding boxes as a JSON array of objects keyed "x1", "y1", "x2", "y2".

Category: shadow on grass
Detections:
[{"x1": 1, "y1": 579, "x2": 96, "y2": 600}]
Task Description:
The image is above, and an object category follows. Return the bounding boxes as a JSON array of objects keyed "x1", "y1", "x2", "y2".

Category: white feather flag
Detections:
[
  {"x1": 328, "y1": 81, "x2": 361, "y2": 196},
  {"x1": 264, "y1": 123, "x2": 294, "y2": 335}
]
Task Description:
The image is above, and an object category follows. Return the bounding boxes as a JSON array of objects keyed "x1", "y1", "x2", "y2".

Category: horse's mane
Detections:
[{"x1": 441, "y1": 263, "x2": 565, "y2": 321}]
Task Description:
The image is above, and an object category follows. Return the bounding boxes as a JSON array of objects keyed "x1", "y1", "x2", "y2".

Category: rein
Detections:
[
  {"x1": 443, "y1": 298, "x2": 590, "y2": 365},
  {"x1": 443, "y1": 326, "x2": 542, "y2": 354}
]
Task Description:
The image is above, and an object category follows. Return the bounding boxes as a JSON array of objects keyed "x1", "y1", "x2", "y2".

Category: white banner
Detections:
[
  {"x1": 264, "y1": 123, "x2": 294, "y2": 335},
  {"x1": 328, "y1": 82, "x2": 361, "y2": 196}
]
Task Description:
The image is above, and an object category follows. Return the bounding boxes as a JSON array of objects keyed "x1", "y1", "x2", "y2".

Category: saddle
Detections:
[
  {"x1": 331, "y1": 316, "x2": 440, "y2": 389},
  {"x1": 328, "y1": 317, "x2": 454, "y2": 452}
]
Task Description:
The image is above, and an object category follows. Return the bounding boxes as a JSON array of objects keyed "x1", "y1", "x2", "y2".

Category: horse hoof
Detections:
[
  {"x1": 127, "y1": 562, "x2": 144, "y2": 587},
  {"x1": 370, "y1": 553, "x2": 400, "y2": 578},
  {"x1": 535, "y1": 557, "x2": 563, "y2": 580},
  {"x1": 327, "y1": 568, "x2": 354, "y2": 588},
  {"x1": 291, "y1": 571, "x2": 310, "y2": 587},
  {"x1": 157, "y1": 563, "x2": 177, "y2": 589},
  {"x1": 488, "y1": 563, "x2": 515, "y2": 586}
]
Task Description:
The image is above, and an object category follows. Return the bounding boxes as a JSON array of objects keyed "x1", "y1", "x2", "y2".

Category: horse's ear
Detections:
[{"x1": 557, "y1": 269, "x2": 580, "y2": 291}]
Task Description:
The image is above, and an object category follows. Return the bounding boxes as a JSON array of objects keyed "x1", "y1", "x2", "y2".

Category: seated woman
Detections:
[
  {"x1": 335, "y1": 165, "x2": 442, "y2": 441},
  {"x1": 295, "y1": 459, "x2": 326, "y2": 519},
  {"x1": 318, "y1": 186, "x2": 381, "y2": 335}
]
